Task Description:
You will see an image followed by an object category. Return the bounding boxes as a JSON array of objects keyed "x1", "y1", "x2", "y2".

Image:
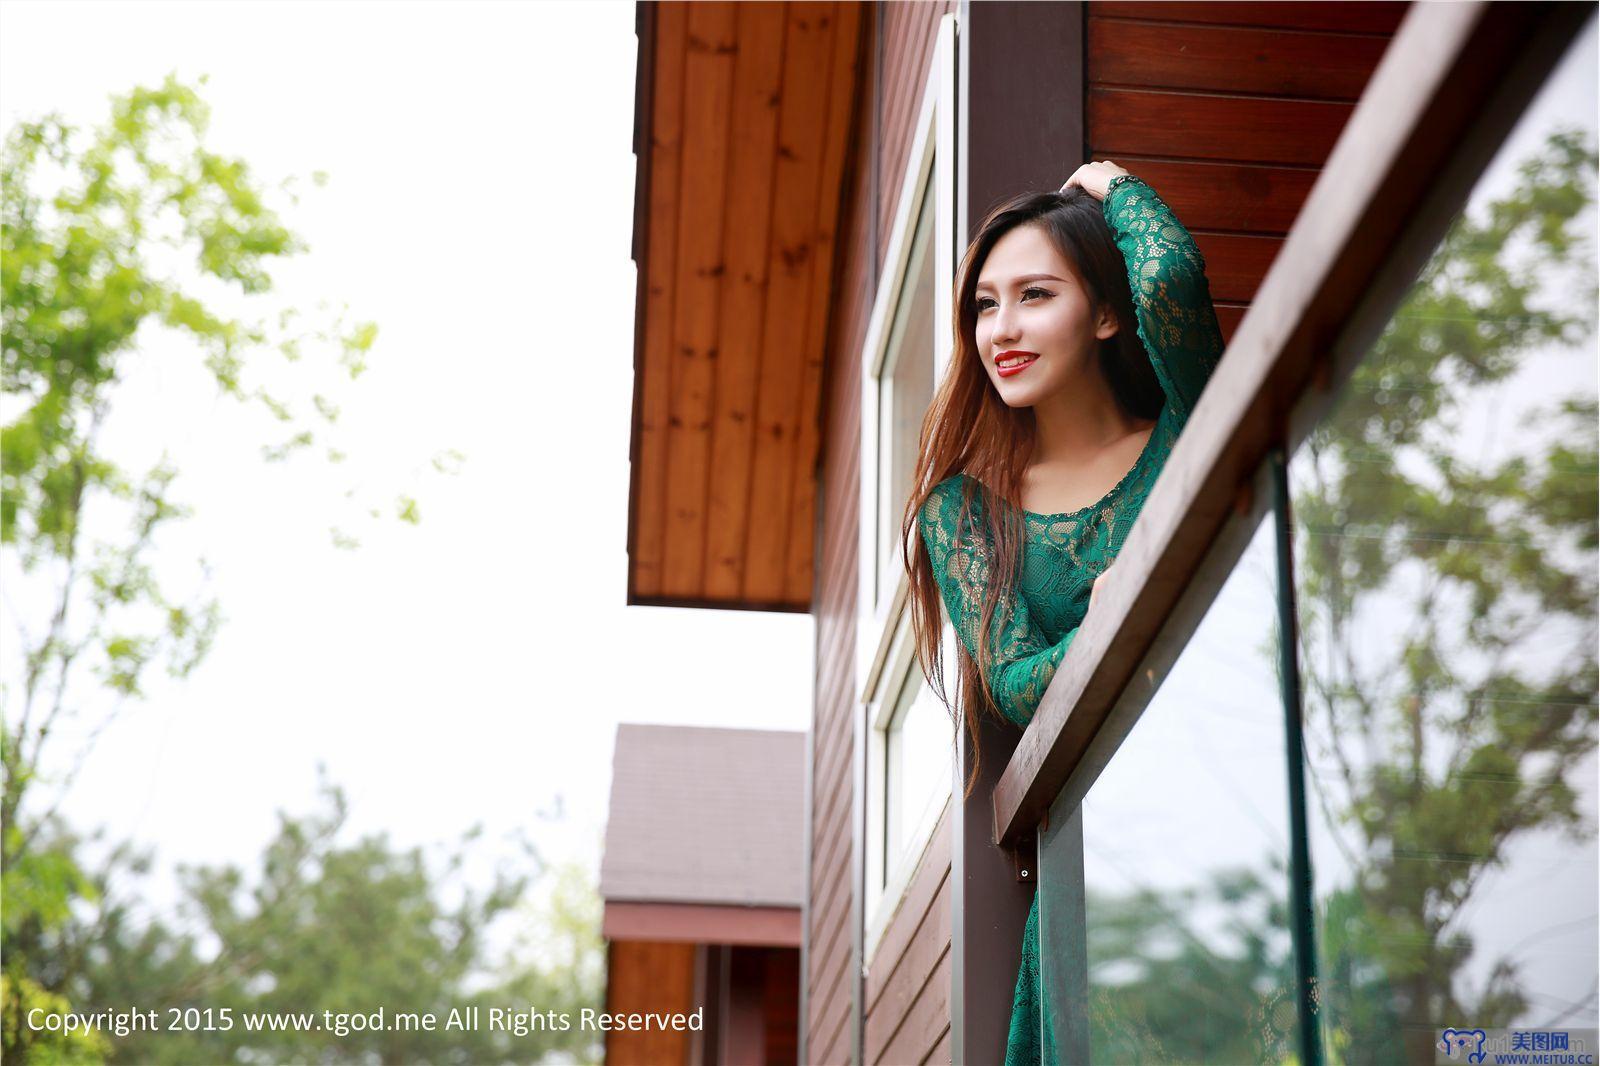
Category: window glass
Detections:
[
  {"x1": 1291, "y1": 34, "x2": 1599, "y2": 1057},
  {"x1": 1042, "y1": 513, "x2": 1299, "y2": 1061},
  {"x1": 876, "y1": 176, "x2": 937, "y2": 606},
  {"x1": 884, "y1": 662, "x2": 950, "y2": 878}
]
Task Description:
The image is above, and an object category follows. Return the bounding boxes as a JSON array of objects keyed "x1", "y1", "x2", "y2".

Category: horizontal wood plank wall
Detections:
[
  {"x1": 806, "y1": 6, "x2": 875, "y2": 1061},
  {"x1": 1087, "y1": 1, "x2": 1407, "y2": 342},
  {"x1": 864, "y1": 807, "x2": 952, "y2": 1065},
  {"x1": 807, "y1": 3, "x2": 951, "y2": 1063},
  {"x1": 876, "y1": 2, "x2": 951, "y2": 268}
]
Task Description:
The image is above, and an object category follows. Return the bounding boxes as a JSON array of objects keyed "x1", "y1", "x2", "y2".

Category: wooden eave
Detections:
[{"x1": 628, "y1": 1, "x2": 864, "y2": 612}]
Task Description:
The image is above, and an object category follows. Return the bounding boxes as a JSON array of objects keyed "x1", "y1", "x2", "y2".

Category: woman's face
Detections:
[{"x1": 972, "y1": 222, "x2": 1117, "y2": 408}]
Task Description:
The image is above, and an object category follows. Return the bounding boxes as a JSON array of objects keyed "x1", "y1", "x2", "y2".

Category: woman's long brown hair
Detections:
[{"x1": 900, "y1": 187, "x2": 1164, "y2": 799}]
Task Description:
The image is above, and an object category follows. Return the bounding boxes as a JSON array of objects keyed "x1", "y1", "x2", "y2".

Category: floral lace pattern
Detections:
[{"x1": 915, "y1": 175, "x2": 1225, "y2": 1064}]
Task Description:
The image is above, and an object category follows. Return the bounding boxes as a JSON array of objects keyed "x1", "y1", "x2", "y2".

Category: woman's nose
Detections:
[{"x1": 993, "y1": 305, "x2": 1021, "y2": 344}]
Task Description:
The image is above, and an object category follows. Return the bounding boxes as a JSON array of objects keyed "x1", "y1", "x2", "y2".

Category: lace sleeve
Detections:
[
  {"x1": 918, "y1": 479, "x2": 1078, "y2": 728},
  {"x1": 1104, "y1": 174, "x2": 1225, "y2": 423}
]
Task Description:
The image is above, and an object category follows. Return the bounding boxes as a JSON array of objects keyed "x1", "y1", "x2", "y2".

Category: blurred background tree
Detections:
[
  {"x1": 1, "y1": 77, "x2": 596, "y2": 1063},
  {"x1": 1295, "y1": 127, "x2": 1597, "y2": 1061}
]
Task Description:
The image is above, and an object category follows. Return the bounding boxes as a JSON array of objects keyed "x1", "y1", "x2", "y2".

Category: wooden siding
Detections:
[
  {"x1": 1087, "y1": 1, "x2": 1407, "y2": 344},
  {"x1": 807, "y1": 4, "x2": 952, "y2": 1063},
  {"x1": 629, "y1": 1, "x2": 863, "y2": 612},
  {"x1": 604, "y1": 940, "x2": 697, "y2": 1065},
  {"x1": 864, "y1": 807, "x2": 952, "y2": 1065}
]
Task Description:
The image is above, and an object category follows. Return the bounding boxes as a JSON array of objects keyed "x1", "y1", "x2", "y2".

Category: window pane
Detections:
[
  {"x1": 885, "y1": 664, "x2": 950, "y2": 877},
  {"x1": 1291, "y1": 36, "x2": 1598, "y2": 1059},
  {"x1": 877, "y1": 176, "x2": 937, "y2": 605},
  {"x1": 1042, "y1": 513, "x2": 1298, "y2": 1061}
]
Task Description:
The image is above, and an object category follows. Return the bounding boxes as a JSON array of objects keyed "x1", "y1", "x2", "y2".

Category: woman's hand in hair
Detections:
[{"x1": 1060, "y1": 160, "x2": 1131, "y2": 202}]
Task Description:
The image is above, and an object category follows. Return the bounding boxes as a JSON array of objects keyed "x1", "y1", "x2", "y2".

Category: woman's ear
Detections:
[{"x1": 1094, "y1": 305, "x2": 1120, "y2": 340}]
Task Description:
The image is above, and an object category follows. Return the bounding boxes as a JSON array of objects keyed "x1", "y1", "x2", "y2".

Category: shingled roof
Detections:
[{"x1": 601, "y1": 724, "x2": 805, "y2": 909}]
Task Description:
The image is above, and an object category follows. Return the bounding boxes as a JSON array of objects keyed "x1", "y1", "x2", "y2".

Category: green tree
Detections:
[
  {"x1": 1295, "y1": 128, "x2": 1598, "y2": 1061},
  {"x1": 15, "y1": 781, "x2": 601, "y2": 1064},
  {"x1": 1086, "y1": 869, "x2": 1298, "y2": 1064},
  {"x1": 1, "y1": 74, "x2": 453, "y2": 1056}
]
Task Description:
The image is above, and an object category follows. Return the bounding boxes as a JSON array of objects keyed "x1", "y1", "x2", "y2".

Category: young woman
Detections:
[{"x1": 900, "y1": 161, "x2": 1225, "y2": 1063}]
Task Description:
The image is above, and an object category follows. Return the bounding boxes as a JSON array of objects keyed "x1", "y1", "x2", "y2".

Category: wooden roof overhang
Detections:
[{"x1": 628, "y1": 1, "x2": 864, "y2": 612}]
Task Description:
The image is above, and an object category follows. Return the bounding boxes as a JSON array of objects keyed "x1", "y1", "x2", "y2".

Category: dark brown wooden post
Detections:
[{"x1": 950, "y1": 4, "x2": 1085, "y2": 1062}]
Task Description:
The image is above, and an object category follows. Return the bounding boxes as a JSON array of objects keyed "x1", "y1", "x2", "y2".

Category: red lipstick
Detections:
[{"x1": 995, "y1": 350, "x2": 1039, "y2": 378}]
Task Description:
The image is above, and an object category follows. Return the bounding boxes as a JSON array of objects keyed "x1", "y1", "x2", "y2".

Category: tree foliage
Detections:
[
  {"x1": 1, "y1": 76, "x2": 498, "y2": 1062},
  {"x1": 1294, "y1": 127, "x2": 1598, "y2": 1059},
  {"x1": 4, "y1": 784, "x2": 602, "y2": 1064}
]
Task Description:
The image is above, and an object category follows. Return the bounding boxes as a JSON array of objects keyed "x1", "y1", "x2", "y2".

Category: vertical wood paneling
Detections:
[
  {"x1": 630, "y1": 2, "x2": 863, "y2": 612},
  {"x1": 605, "y1": 940, "x2": 697, "y2": 1064},
  {"x1": 745, "y1": 2, "x2": 841, "y2": 603},
  {"x1": 662, "y1": 2, "x2": 739, "y2": 598},
  {"x1": 702, "y1": 4, "x2": 789, "y2": 601},
  {"x1": 786, "y1": 1, "x2": 865, "y2": 604},
  {"x1": 632, "y1": 4, "x2": 688, "y2": 600}
]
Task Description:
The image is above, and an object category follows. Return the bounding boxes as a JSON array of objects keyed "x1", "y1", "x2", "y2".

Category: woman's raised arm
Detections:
[
  {"x1": 1064, "y1": 161, "x2": 1225, "y2": 423},
  {"x1": 1104, "y1": 173, "x2": 1224, "y2": 421}
]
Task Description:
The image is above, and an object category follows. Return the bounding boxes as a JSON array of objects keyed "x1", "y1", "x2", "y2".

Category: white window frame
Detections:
[{"x1": 857, "y1": 14, "x2": 959, "y2": 964}]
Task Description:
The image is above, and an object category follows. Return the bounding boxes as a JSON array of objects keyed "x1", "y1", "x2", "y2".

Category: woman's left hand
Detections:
[
  {"x1": 1089, "y1": 566, "x2": 1113, "y2": 612},
  {"x1": 1060, "y1": 160, "x2": 1130, "y2": 202}
]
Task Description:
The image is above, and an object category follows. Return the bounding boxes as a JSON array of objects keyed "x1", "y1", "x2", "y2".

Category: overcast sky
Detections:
[{"x1": 0, "y1": 1, "x2": 815, "y2": 907}]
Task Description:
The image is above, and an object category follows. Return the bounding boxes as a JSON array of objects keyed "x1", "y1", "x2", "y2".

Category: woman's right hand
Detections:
[{"x1": 1060, "y1": 160, "x2": 1131, "y2": 202}]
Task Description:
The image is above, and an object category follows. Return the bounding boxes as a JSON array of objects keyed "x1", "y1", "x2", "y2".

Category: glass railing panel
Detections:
[
  {"x1": 1040, "y1": 511, "x2": 1298, "y2": 1062},
  {"x1": 1291, "y1": 33, "x2": 1599, "y2": 1061}
]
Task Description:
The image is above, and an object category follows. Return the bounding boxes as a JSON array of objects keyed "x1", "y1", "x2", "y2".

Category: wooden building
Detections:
[
  {"x1": 627, "y1": 2, "x2": 1598, "y2": 1062},
  {"x1": 600, "y1": 725, "x2": 804, "y2": 1064}
]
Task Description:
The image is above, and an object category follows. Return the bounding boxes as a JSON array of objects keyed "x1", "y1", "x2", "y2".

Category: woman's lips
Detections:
[{"x1": 995, "y1": 352, "x2": 1039, "y2": 378}]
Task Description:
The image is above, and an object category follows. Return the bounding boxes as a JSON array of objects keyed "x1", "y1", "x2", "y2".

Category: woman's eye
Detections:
[
  {"x1": 1022, "y1": 287, "x2": 1052, "y2": 301},
  {"x1": 975, "y1": 297, "x2": 996, "y2": 312}
]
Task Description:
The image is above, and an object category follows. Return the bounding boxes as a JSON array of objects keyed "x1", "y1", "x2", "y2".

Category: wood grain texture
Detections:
[
  {"x1": 876, "y1": 2, "x2": 948, "y2": 268},
  {"x1": 786, "y1": 1, "x2": 864, "y2": 605},
  {"x1": 875, "y1": 946, "x2": 951, "y2": 1066},
  {"x1": 1090, "y1": 157, "x2": 1318, "y2": 235},
  {"x1": 865, "y1": 874, "x2": 952, "y2": 1061},
  {"x1": 604, "y1": 940, "x2": 696, "y2": 1065},
  {"x1": 702, "y1": 3, "x2": 788, "y2": 602},
  {"x1": 662, "y1": 2, "x2": 739, "y2": 598},
  {"x1": 865, "y1": 807, "x2": 951, "y2": 1013},
  {"x1": 1091, "y1": 1, "x2": 1409, "y2": 35},
  {"x1": 1192, "y1": 231, "x2": 1284, "y2": 304},
  {"x1": 632, "y1": 3, "x2": 688, "y2": 601},
  {"x1": 1089, "y1": 16, "x2": 1390, "y2": 100},
  {"x1": 745, "y1": 2, "x2": 840, "y2": 604},
  {"x1": 1089, "y1": 87, "x2": 1355, "y2": 166}
]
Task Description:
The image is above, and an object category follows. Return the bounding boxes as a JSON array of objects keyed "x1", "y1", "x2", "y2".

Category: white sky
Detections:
[{"x1": 0, "y1": 0, "x2": 815, "y2": 912}]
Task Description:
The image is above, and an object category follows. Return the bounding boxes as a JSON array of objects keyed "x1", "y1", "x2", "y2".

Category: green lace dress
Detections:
[{"x1": 917, "y1": 175, "x2": 1225, "y2": 1065}]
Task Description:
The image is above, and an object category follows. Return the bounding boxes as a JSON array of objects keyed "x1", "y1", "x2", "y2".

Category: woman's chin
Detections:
[{"x1": 993, "y1": 383, "x2": 1042, "y2": 408}]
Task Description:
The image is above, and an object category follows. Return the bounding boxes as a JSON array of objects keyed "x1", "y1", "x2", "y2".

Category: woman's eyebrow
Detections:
[{"x1": 974, "y1": 272, "x2": 1067, "y2": 292}]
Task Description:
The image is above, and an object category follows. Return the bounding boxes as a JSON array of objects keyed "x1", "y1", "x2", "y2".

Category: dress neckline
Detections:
[{"x1": 1002, "y1": 414, "x2": 1166, "y2": 521}]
